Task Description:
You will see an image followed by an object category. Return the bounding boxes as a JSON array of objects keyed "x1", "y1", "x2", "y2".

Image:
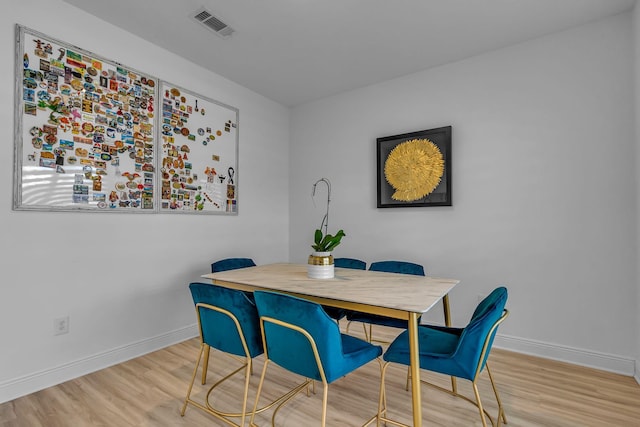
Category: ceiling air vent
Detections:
[{"x1": 191, "y1": 8, "x2": 234, "y2": 39}]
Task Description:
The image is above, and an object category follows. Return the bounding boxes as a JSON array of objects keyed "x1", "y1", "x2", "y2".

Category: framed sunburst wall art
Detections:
[{"x1": 376, "y1": 126, "x2": 451, "y2": 208}]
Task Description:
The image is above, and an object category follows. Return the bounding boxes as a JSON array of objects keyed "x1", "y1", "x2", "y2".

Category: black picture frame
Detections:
[{"x1": 377, "y1": 126, "x2": 452, "y2": 208}]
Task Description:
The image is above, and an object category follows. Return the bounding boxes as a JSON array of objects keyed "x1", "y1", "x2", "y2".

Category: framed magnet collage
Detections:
[
  {"x1": 159, "y1": 82, "x2": 238, "y2": 213},
  {"x1": 13, "y1": 25, "x2": 239, "y2": 215}
]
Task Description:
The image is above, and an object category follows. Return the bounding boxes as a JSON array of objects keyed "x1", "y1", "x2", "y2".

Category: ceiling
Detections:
[{"x1": 61, "y1": 0, "x2": 636, "y2": 107}]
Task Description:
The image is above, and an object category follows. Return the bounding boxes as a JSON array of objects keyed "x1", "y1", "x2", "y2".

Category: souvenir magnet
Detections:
[{"x1": 30, "y1": 126, "x2": 42, "y2": 137}]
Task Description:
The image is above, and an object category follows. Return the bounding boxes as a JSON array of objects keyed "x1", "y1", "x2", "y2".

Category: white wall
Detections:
[
  {"x1": 291, "y1": 12, "x2": 637, "y2": 374},
  {"x1": 634, "y1": 2, "x2": 640, "y2": 384},
  {"x1": 0, "y1": 0, "x2": 291, "y2": 402}
]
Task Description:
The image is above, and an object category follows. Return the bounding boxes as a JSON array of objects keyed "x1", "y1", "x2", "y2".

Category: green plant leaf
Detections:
[
  {"x1": 311, "y1": 229, "x2": 345, "y2": 252},
  {"x1": 312, "y1": 229, "x2": 323, "y2": 251}
]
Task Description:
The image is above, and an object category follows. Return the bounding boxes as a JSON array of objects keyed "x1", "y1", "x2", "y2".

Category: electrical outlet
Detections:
[{"x1": 54, "y1": 316, "x2": 69, "y2": 335}]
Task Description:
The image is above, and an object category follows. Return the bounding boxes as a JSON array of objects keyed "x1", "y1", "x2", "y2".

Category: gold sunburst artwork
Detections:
[{"x1": 384, "y1": 138, "x2": 444, "y2": 202}]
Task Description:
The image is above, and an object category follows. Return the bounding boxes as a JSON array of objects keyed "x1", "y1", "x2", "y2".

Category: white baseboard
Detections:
[
  {"x1": 494, "y1": 334, "x2": 636, "y2": 376},
  {"x1": 0, "y1": 324, "x2": 198, "y2": 404},
  {"x1": 1, "y1": 327, "x2": 636, "y2": 404}
]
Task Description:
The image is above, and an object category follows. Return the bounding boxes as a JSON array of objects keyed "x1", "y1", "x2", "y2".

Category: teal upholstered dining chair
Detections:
[
  {"x1": 207, "y1": 258, "x2": 258, "y2": 380},
  {"x1": 211, "y1": 257, "x2": 256, "y2": 273},
  {"x1": 346, "y1": 260, "x2": 425, "y2": 342},
  {"x1": 322, "y1": 257, "x2": 367, "y2": 322},
  {"x1": 379, "y1": 287, "x2": 509, "y2": 427},
  {"x1": 181, "y1": 282, "x2": 264, "y2": 426},
  {"x1": 334, "y1": 257, "x2": 367, "y2": 270},
  {"x1": 250, "y1": 290, "x2": 383, "y2": 427}
]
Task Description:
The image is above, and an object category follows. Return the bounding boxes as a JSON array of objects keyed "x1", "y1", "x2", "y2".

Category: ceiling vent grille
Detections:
[{"x1": 191, "y1": 8, "x2": 234, "y2": 39}]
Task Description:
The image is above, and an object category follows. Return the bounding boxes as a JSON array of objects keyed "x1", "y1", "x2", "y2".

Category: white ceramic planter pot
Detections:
[{"x1": 307, "y1": 251, "x2": 334, "y2": 279}]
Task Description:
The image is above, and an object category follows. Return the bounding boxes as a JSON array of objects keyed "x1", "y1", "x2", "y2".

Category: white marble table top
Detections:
[{"x1": 202, "y1": 263, "x2": 459, "y2": 317}]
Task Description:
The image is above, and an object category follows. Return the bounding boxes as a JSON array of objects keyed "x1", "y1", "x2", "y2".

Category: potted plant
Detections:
[
  {"x1": 308, "y1": 228, "x2": 346, "y2": 279},
  {"x1": 307, "y1": 177, "x2": 346, "y2": 279}
]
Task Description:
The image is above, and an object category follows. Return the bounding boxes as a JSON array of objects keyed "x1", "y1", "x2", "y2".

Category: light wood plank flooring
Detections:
[{"x1": 2, "y1": 325, "x2": 639, "y2": 426}]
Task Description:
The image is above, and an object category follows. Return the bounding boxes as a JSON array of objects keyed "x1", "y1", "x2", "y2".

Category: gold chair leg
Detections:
[
  {"x1": 405, "y1": 366, "x2": 411, "y2": 391},
  {"x1": 321, "y1": 383, "x2": 328, "y2": 427},
  {"x1": 182, "y1": 341, "x2": 253, "y2": 425},
  {"x1": 486, "y1": 363, "x2": 507, "y2": 425},
  {"x1": 249, "y1": 358, "x2": 270, "y2": 427},
  {"x1": 412, "y1": 369, "x2": 456, "y2": 393},
  {"x1": 238, "y1": 359, "x2": 252, "y2": 427},
  {"x1": 201, "y1": 344, "x2": 211, "y2": 385},
  {"x1": 377, "y1": 362, "x2": 388, "y2": 427},
  {"x1": 472, "y1": 381, "x2": 489, "y2": 427},
  {"x1": 182, "y1": 343, "x2": 205, "y2": 416},
  {"x1": 361, "y1": 358, "x2": 386, "y2": 427},
  {"x1": 377, "y1": 361, "x2": 411, "y2": 427},
  {"x1": 362, "y1": 323, "x2": 371, "y2": 342}
]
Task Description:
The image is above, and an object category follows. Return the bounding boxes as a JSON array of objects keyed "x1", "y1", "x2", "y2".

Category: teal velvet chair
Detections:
[
  {"x1": 251, "y1": 290, "x2": 383, "y2": 427},
  {"x1": 211, "y1": 257, "x2": 257, "y2": 304},
  {"x1": 181, "y1": 282, "x2": 264, "y2": 426},
  {"x1": 211, "y1": 257, "x2": 256, "y2": 273},
  {"x1": 323, "y1": 257, "x2": 367, "y2": 321},
  {"x1": 334, "y1": 257, "x2": 367, "y2": 270},
  {"x1": 208, "y1": 257, "x2": 258, "y2": 377},
  {"x1": 346, "y1": 260, "x2": 425, "y2": 342},
  {"x1": 379, "y1": 287, "x2": 509, "y2": 427},
  {"x1": 368, "y1": 260, "x2": 424, "y2": 276}
]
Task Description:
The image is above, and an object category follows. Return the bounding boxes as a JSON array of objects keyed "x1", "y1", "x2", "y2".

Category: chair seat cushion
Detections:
[
  {"x1": 383, "y1": 325, "x2": 476, "y2": 380},
  {"x1": 325, "y1": 333, "x2": 382, "y2": 383}
]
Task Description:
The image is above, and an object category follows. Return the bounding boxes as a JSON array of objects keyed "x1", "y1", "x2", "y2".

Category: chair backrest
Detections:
[
  {"x1": 454, "y1": 287, "x2": 508, "y2": 380},
  {"x1": 369, "y1": 260, "x2": 425, "y2": 276},
  {"x1": 189, "y1": 282, "x2": 263, "y2": 358},
  {"x1": 211, "y1": 257, "x2": 256, "y2": 273},
  {"x1": 334, "y1": 257, "x2": 366, "y2": 270},
  {"x1": 253, "y1": 291, "x2": 347, "y2": 383}
]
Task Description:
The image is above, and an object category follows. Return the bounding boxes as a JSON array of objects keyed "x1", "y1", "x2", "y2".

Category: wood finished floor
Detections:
[{"x1": 2, "y1": 324, "x2": 639, "y2": 427}]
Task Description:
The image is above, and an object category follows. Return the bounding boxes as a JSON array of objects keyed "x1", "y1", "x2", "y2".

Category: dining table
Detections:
[{"x1": 202, "y1": 262, "x2": 459, "y2": 426}]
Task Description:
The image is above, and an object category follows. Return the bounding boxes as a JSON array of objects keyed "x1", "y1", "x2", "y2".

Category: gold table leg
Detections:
[
  {"x1": 408, "y1": 312, "x2": 422, "y2": 426},
  {"x1": 442, "y1": 295, "x2": 457, "y2": 394}
]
